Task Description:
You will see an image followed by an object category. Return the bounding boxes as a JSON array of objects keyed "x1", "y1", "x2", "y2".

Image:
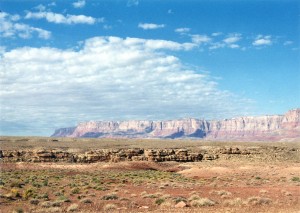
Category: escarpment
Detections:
[{"x1": 52, "y1": 109, "x2": 300, "y2": 141}]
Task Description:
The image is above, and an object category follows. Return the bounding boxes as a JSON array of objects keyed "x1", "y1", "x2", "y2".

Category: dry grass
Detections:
[
  {"x1": 190, "y1": 198, "x2": 216, "y2": 207},
  {"x1": 1, "y1": 136, "x2": 298, "y2": 151}
]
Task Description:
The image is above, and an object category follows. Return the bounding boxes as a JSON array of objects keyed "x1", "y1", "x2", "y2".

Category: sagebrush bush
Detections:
[
  {"x1": 103, "y1": 204, "x2": 117, "y2": 211},
  {"x1": 155, "y1": 198, "x2": 165, "y2": 205},
  {"x1": 67, "y1": 203, "x2": 79, "y2": 212},
  {"x1": 190, "y1": 198, "x2": 215, "y2": 207},
  {"x1": 247, "y1": 196, "x2": 272, "y2": 205},
  {"x1": 101, "y1": 193, "x2": 118, "y2": 200}
]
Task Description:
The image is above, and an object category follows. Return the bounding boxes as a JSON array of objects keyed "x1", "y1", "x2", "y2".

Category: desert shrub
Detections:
[
  {"x1": 0, "y1": 179, "x2": 5, "y2": 185},
  {"x1": 247, "y1": 196, "x2": 272, "y2": 205},
  {"x1": 188, "y1": 194, "x2": 200, "y2": 201},
  {"x1": 161, "y1": 194, "x2": 171, "y2": 199},
  {"x1": 95, "y1": 186, "x2": 109, "y2": 191},
  {"x1": 77, "y1": 194, "x2": 86, "y2": 200},
  {"x1": 173, "y1": 196, "x2": 187, "y2": 204},
  {"x1": 80, "y1": 198, "x2": 92, "y2": 204},
  {"x1": 37, "y1": 193, "x2": 49, "y2": 200},
  {"x1": 140, "y1": 191, "x2": 148, "y2": 197},
  {"x1": 71, "y1": 187, "x2": 80, "y2": 194},
  {"x1": 223, "y1": 198, "x2": 244, "y2": 206},
  {"x1": 103, "y1": 204, "x2": 117, "y2": 211},
  {"x1": 155, "y1": 198, "x2": 165, "y2": 205},
  {"x1": 47, "y1": 207, "x2": 63, "y2": 213},
  {"x1": 190, "y1": 198, "x2": 215, "y2": 207},
  {"x1": 54, "y1": 191, "x2": 62, "y2": 196},
  {"x1": 51, "y1": 201, "x2": 62, "y2": 207},
  {"x1": 41, "y1": 201, "x2": 52, "y2": 208},
  {"x1": 10, "y1": 180, "x2": 23, "y2": 188},
  {"x1": 255, "y1": 176, "x2": 261, "y2": 180},
  {"x1": 29, "y1": 199, "x2": 39, "y2": 205},
  {"x1": 32, "y1": 182, "x2": 42, "y2": 188},
  {"x1": 58, "y1": 195, "x2": 71, "y2": 202},
  {"x1": 160, "y1": 201, "x2": 173, "y2": 208},
  {"x1": 43, "y1": 179, "x2": 48, "y2": 186},
  {"x1": 23, "y1": 188, "x2": 35, "y2": 200},
  {"x1": 142, "y1": 193, "x2": 160, "y2": 198},
  {"x1": 101, "y1": 193, "x2": 118, "y2": 200},
  {"x1": 291, "y1": 177, "x2": 300, "y2": 182},
  {"x1": 67, "y1": 203, "x2": 79, "y2": 212},
  {"x1": 12, "y1": 208, "x2": 24, "y2": 213},
  {"x1": 11, "y1": 188, "x2": 21, "y2": 198}
]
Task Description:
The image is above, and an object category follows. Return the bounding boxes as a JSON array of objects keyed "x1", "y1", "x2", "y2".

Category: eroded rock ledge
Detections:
[{"x1": 1, "y1": 146, "x2": 297, "y2": 163}]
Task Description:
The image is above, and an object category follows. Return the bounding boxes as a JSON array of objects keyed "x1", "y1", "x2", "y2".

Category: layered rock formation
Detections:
[
  {"x1": 1, "y1": 146, "x2": 298, "y2": 163},
  {"x1": 0, "y1": 148, "x2": 204, "y2": 163},
  {"x1": 51, "y1": 109, "x2": 300, "y2": 141}
]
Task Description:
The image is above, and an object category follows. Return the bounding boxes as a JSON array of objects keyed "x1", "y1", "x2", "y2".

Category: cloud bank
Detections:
[
  {"x1": 0, "y1": 12, "x2": 51, "y2": 39},
  {"x1": 0, "y1": 36, "x2": 252, "y2": 135}
]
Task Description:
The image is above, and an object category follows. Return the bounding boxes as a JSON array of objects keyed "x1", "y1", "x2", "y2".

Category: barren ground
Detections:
[{"x1": 0, "y1": 137, "x2": 299, "y2": 212}]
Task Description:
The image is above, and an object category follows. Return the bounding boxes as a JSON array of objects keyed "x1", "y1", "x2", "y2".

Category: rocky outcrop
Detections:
[
  {"x1": 51, "y1": 109, "x2": 300, "y2": 141},
  {"x1": 1, "y1": 146, "x2": 298, "y2": 163},
  {"x1": 0, "y1": 148, "x2": 203, "y2": 163}
]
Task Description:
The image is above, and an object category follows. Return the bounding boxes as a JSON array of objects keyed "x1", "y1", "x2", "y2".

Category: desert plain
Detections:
[{"x1": 0, "y1": 136, "x2": 299, "y2": 213}]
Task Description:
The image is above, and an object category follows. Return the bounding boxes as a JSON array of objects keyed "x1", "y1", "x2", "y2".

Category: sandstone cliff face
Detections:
[{"x1": 51, "y1": 109, "x2": 300, "y2": 141}]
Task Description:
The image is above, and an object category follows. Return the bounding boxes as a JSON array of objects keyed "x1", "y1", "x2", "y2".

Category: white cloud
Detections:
[
  {"x1": 209, "y1": 42, "x2": 225, "y2": 50},
  {"x1": 0, "y1": 12, "x2": 51, "y2": 40},
  {"x1": 252, "y1": 35, "x2": 272, "y2": 46},
  {"x1": 138, "y1": 23, "x2": 165, "y2": 30},
  {"x1": 175, "y1": 28, "x2": 190, "y2": 34},
  {"x1": 191, "y1": 34, "x2": 211, "y2": 44},
  {"x1": 168, "y1": 9, "x2": 173, "y2": 14},
  {"x1": 228, "y1": 44, "x2": 239, "y2": 49},
  {"x1": 127, "y1": 0, "x2": 139, "y2": 7},
  {"x1": 34, "y1": 4, "x2": 46, "y2": 11},
  {"x1": 284, "y1": 41, "x2": 293, "y2": 46},
  {"x1": 0, "y1": 36, "x2": 250, "y2": 135},
  {"x1": 212, "y1": 32, "x2": 222, "y2": 36},
  {"x1": 223, "y1": 33, "x2": 242, "y2": 44},
  {"x1": 25, "y1": 11, "x2": 99, "y2": 25},
  {"x1": 73, "y1": 0, "x2": 86, "y2": 8}
]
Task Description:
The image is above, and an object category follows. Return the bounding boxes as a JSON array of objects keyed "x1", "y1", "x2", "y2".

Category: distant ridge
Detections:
[{"x1": 51, "y1": 109, "x2": 300, "y2": 141}]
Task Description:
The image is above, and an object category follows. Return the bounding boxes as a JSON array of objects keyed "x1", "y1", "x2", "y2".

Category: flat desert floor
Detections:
[{"x1": 0, "y1": 137, "x2": 299, "y2": 213}]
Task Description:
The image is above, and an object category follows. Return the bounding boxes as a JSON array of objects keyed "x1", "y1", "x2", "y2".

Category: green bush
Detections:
[
  {"x1": 155, "y1": 198, "x2": 165, "y2": 205},
  {"x1": 291, "y1": 177, "x2": 300, "y2": 182},
  {"x1": 101, "y1": 194, "x2": 118, "y2": 200}
]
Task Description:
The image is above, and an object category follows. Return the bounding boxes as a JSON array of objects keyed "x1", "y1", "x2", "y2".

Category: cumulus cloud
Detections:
[
  {"x1": 252, "y1": 35, "x2": 272, "y2": 46},
  {"x1": 191, "y1": 34, "x2": 211, "y2": 44},
  {"x1": 73, "y1": 0, "x2": 86, "y2": 8},
  {"x1": 34, "y1": 4, "x2": 46, "y2": 11},
  {"x1": 25, "y1": 11, "x2": 100, "y2": 25},
  {"x1": 138, "y1": 23, "x2": 165, "y2": 30},
  {"x1": 212, "y1": 32, "x2": 222, "y2": 37},
  {"x1": 223, "y1": 33, "x2": 242, "y2": 44},
  {"x1": 175, "y1": 28, "x2": 190, "y2": 34},
  {"x1": 0, "y1": 36, "x2": 251, "y2": 135},
  {"x1": 0, "y1": 12, "x2": 51, "y2": 39}
]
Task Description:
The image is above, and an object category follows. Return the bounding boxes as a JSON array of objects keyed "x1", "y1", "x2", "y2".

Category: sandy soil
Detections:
[{"x1": 1, "y1": 160, "x2": 299, "y2": 213}]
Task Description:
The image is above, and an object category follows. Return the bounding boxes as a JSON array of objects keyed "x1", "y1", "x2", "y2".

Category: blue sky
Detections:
[{"x1": 0, "y1": 0, "x2": 299, "y2": 136}]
